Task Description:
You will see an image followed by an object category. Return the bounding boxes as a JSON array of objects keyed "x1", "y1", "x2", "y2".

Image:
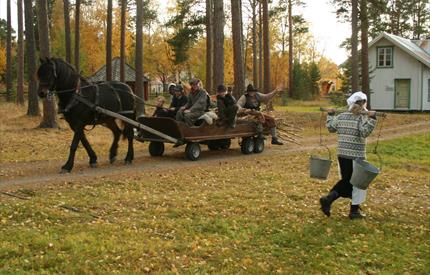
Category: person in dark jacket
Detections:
[
  {"x1": 152, "y1": 96, "x2": 170, "y2": 117},
  {"x1": 216, "y1": 84, "x2": 238, "y2": 128},
  {"x1": 168, "y1": 84, "x2": 188, "y2": 118}
]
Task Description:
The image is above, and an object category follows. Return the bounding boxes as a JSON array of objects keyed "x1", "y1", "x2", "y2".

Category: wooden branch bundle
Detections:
[{"x1": 277, "y1": 131, "x2": 301, "y2": 145}]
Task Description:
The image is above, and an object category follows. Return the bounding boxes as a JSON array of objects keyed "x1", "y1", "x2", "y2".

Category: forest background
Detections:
[{"x1": 0, "y1": 0, "x2": 429, "y2": 115}]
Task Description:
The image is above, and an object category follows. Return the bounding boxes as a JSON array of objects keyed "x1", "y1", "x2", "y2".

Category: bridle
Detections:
[{"x1": 40, "y1": 61, "x2": 93, "y2": 99}]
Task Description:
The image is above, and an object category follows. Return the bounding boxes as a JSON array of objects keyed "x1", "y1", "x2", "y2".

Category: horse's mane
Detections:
[{"x1": 52, "y1": 57, "x2": 90, "y2": 85}]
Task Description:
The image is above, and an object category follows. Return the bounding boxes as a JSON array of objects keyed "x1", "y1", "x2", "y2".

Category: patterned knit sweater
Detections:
[{"x1": 327, "y1": 112, "x2": 377, "y2": 159}]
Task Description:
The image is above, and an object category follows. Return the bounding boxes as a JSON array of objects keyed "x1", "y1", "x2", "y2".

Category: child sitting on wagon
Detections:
[
  {"x1": 152, "y1": 96, "x2": 170, "y2": 117},
  {"x1": 216, "y1": 84, "x2": 238, "y2": 128}
]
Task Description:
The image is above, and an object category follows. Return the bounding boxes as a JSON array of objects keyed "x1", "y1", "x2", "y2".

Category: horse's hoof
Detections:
[
  {"x1": 124, "y1": 160, "x2": 132, "y2": 165},
  {"x1": 89, "y1": 162, "x2": 98, "y2": 168},
  {"x1": 109, "y1": 157, "x2": 116, "y2": 164},
  {"x1": 60, "y1": 168, "x2": 71, "y2": 174}
]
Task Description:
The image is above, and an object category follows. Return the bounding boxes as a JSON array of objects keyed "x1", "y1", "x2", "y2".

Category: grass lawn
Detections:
[{"x1": 1, "y1": 133, "x2": 429, "y2": 273}]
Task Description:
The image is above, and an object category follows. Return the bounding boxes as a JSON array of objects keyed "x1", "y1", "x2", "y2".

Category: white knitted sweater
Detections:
[{"x1": 327, "y1": 112, "x2": 377, "y2": 159}]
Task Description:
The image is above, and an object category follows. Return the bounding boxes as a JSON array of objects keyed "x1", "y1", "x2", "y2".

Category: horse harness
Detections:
[{"x1": 60, "y1": 81, "x2": 133, "y2": 124}]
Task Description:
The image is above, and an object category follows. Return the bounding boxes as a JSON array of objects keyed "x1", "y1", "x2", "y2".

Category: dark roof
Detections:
[{"x1": 89, "y1": 57, "x2": 150, "y2": 82}]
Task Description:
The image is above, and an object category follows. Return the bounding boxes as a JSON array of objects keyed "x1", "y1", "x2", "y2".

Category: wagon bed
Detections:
[{"x1": 135, "y1": 117, "x2": 266, "y2": 160}]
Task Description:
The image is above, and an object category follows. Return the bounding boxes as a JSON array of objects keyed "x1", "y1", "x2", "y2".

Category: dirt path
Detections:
[{"x1": 1, "y1": 121, "x2": 429, "y2": 190}]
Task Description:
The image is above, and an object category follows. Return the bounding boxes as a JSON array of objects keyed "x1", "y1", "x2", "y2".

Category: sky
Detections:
[{"x1": 0, "y1": 0, "x2": 351, "y2": 65}]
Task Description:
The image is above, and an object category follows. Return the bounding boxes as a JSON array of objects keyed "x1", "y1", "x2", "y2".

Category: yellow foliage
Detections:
[
  {"x1": 144, "y1": 29, "x2": 176, "y2": 83},
  {"x1": 318, "y1": 56, "x2": 339, "y2": 80},
  {"x1": 0, "y1": 45, "x2": 6, "y2": 81},
  {"x1": 50, "y1": 0, "x2": 136, "y2": 77}
]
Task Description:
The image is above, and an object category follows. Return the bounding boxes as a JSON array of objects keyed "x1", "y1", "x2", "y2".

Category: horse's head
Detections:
[{"x1": 37, "y1": 57, "x2": 58, "y2": 98}]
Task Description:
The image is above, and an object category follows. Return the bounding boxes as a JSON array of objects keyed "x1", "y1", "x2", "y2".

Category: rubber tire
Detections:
[
  {"x1": 241, "y1": 137, "x2": 254, "y2": 154},
  {"x1": 219, "y1": 139, "x2": 231, "y2": 150},
  {"x1": 185, "y1": 143, "x2": 201, "y2": 161},
  {"x1": 253, "y1": 137, "x2": 265, "y2": 153},
  {"x1": 148, "y1": 141, "x2": 165, "y2": 156}
]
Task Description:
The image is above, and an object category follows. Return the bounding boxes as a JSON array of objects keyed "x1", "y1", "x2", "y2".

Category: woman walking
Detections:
[{"x1": 320, "y1": 91, "x2": 377, "y2": 219}]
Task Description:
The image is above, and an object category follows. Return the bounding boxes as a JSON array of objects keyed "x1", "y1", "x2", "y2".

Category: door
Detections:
[{"x1": 395, "y1": 79, "x2": 410, "y2": 109}]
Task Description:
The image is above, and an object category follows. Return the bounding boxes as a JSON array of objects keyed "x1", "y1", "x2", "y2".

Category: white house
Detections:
[{"x1": 368, "y1": 32, "x2": 430, "y2": 111}]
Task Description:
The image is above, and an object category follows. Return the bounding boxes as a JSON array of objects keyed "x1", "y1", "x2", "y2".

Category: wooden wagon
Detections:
[{"x1": 135, "y1": 117, "x2": 266, "y2": 160}]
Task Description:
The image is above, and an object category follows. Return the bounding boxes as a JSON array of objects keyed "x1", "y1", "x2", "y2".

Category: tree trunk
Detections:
[
  {"x1": 135, "y1": 0, "x2": 145, "y2": 116},
  {"x1": 258, "y1": 1, "x2": 263, "y2": 91},
  {"x1": 63, "y1": 0, "x2": 71, "y2": 63},
  {"x1": 120, "y1": 0, "x2": 127, "y2": 82},
  {"x1": 205, "y1": 0, "x2": 213, "y2": 94},
  {"x1": 213, "y1": 0, "x2": 224, "y2": 89},
  {"x1": 231, "y1": 0, "x2": 245, "y2": 99},
  {"x1": 37, "y1": 0, "x2": 58, "y2": 128},
  {"x1": 17, "y1": 0, "x2": 25, "y2": 105},
  {"x1": 24, "y1": 0, "x2": 39, "y2": 116},
  {"x1": 360, "y1": 0, "x2": 370, "y2": 108},
  {"x1": 251, "y1": 0, "x2": 258, "y2": 88},
  {"x1": 351, "y1": 0, "x2": 359, "y2": 92},
  {"x1": 262, "y1": 0, "x2": 271, "y2": 95},
  {"x1": 288, "y1": 0, "x2": 293, "y2": 98},
  {"x1": 6, "y1": 0, "x2": 13, "y2": 102},
  {"x1": 106, "y1": 0, "x2": 113, "y2": 81},
  {"x1": 74, "y1": 0, "x2": 81, "y2": 72}
]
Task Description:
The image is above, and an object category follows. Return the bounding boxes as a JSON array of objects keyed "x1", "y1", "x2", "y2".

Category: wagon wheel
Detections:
[
  {"x1": 185, "y1": 143, "x2": 201, "y2": 161},
  {"x1": 219, "y1": 139, "x2": 231, "y2": 150},
  {"x1": 241, "y1": 137, "x2": 254, "y2": 154},
  {"x1": 148, "y1": 141, "x2": 165, "y2": 156},
  {"x1": 253, "y1": 137, "x2": 265, "y2": 153}
]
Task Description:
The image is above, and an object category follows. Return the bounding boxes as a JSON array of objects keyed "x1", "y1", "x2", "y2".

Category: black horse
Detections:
[{"x1": 37, "y1": 57, "x2": 135, "y2": 173}]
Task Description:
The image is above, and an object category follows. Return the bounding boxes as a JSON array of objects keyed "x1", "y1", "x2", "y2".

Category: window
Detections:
[
  {"x1": 428, "y1": 79, "x2": 430, "y2": 102},
  {"x1": 377, "y1": 47, "x2": 393, "y2": 67}
]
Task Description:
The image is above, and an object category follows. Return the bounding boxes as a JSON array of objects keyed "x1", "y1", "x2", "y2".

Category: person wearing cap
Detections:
[
  {"x1": 320, "y1": 91, "x2": 377, "y2": 219},
  {"x1": 168, "y1": 83, "x2": 176, "y2": 96},
  {"x1": 168, "y1": 84, "x2": 188, "y2": 118},
  {"x1": 237, "y1": 84, "x2": 283, "y2": 145},
  {"x1": 216, "y1": 84, "x2": 238, "y2": 128},
  {"x1": 176, "y1": 78, "x2": 210, "y2": 127}
]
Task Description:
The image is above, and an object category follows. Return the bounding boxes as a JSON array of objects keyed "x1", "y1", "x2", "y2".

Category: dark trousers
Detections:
[{"x1": 330, "y1": 157, "x2": 353, "y2": 198}]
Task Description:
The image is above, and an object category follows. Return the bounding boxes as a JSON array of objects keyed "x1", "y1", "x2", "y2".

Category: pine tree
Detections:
[
  {"x1": 24, "y1": 0, "x2": 39, "y2": 116},
  {"x1": 17, "y1": 0, "x2": 25, "y2": 105}
]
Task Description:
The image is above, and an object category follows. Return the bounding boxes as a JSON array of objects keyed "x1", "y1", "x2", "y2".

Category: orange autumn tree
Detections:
[
  {"x1": 50, "y1": 0, "x2": 135, "y2": 77},
  {"x1": 0, "y1": 45, "x2": 6, "y2": 82}
]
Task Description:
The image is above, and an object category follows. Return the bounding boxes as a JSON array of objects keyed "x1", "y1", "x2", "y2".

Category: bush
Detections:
[{"x1": 327, "y1": 91, "x2": 348, "y2": 107}]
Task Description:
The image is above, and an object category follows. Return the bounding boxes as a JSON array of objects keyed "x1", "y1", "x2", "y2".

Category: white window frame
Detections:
[{"x1": 377, "y1": 47, "x2": 393, "y2": 68}]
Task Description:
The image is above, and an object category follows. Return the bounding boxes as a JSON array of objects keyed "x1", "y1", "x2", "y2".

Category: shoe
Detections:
[
  {"x1": 271, "y1": 138, "x2": 284, "y2": 145},
  {"x1": 228, "y1": 123, "x2": 236, "y2": 129},
  {"x1": 349, "y1": 204, "x2": 366, "y2": 219},
  {"x1": 319, "y1": 190, "x2": 339, "y2": 217}
]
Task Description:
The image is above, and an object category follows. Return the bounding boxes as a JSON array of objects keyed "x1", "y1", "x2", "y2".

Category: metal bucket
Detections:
[
  {"x1": 309, "y1": 146, "x2": 332, "y2": 180},
  {"x1": 350, "y1": 159, "x2": 380, "y2": 190}
]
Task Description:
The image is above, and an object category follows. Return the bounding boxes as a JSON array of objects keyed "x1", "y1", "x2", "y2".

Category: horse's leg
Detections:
[
  {"x1": 124, "y1": 124, "x2": 134, "y2": 165},
  {"x1": 61, "y1": 125, "x2": 84, "y2": 173},
  {"x1": 105, "y1": 119, "x2": 121, "y2": 164},
  {"x1": 80, "y1": 133, "x2": 98, "y2": 168}
]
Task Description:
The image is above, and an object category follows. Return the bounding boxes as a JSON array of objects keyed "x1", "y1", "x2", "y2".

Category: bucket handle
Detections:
[
  {"x1": 370, "y1": 114, "x2": 386, "y2": 172},
  {"x1": 316, "y1": 111, "x2": 332, "y2": 160},
  {"x1": 312, "y1": 144, "x2": 332, "y2": 161}
]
